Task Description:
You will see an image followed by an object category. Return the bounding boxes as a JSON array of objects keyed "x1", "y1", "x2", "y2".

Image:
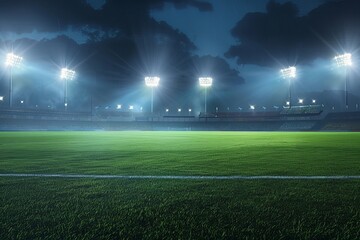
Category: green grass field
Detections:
[{"x1": 1, "y1": 131, "x2": 360, "y2": 239}]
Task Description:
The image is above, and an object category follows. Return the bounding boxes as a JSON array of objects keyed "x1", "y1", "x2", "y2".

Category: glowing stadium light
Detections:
[
  {"x1": 298, "y1": 99, "x2": 304, "y2": 104},
  {"x1": 250, "y1": 105, "x2": 255, "y2": 110},
  {"x1": 5, "y1": 53, "x2": 23, "y2": 68},
  {"x1": 178, "y1": 108, "x2": 181, "y2": 112},
  {"x1": 145, "y1": 76, "x2": 160, "y2": 113},
  {"x1": 129, "y1": 105, "x2": 134, "y2": 110},
  {"x1": 60, "y1": 68, "x2": 76, "y2": 81},
  {"x1": 312, "y1": 99, "x2": 316, "y2": 104},
  {"x1": 5, "y1": 53, "x2": 23, "y2": 108},
  {"x1": 281, "y1": 66, "x2": 296, "y2": 109},
  {"x1": 334, "y1": 53, "x2": 352, "y2": 110},
  {"x1": 334, "y1": 53, "x2": 352, "y2": 67},
  {"x1": 60, "y1": 68, "x2": 76, "y2": 111},
  {"x1": 286, "y1": 101, "x2": 290, "y2": 106},
  {"x1": 20, "y1": 100, "x2": 24, "y2": 104},
  {"x1": 199, "y1": 77, "x2": 213, "y2": 114},
  {"x1": 189, "y1": 108, "x2": 192, "y2": 112},
  {"x1": 199, "y1": 77, "x2": 213, "y2": 87},
  {"x1": 165, "y1": 108, "x2": 169, "y2": 112},
  {"x1": 145, "y1": 76, "x2": 160, "y2": 87},
  {"x1": 117, "y1": 104, "x2": 122, "y2": 110},
  {"x1": 0, "y1": 96, "x2": 3, "y2": 101},
  {"x1": 280, "y1": 67, "x2": 296, "y2": 79}
]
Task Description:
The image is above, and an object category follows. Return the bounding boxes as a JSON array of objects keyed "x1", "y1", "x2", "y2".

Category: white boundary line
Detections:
[{"x1": 1, "y1": 173, "x2": 360, "y2": 180}]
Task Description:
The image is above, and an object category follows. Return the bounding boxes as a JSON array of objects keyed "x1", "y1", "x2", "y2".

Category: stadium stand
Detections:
[
  {"x1": 280, "y1": 105, "x2": 323, "y2": 116},
  {"x1": 0, "y1": 107, "x2": 359, "y2": 131}
]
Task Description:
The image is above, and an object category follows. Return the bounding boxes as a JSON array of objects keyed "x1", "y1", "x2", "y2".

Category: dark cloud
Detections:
[
  {"x1": 0, "y1": 0, "x2": 96, "y2": 33},
  {"x1": 225, "y1": 0, "x2": 360, "y2": 67},
  {"x1": 0, "y1": 0, "x2": 211, "y2": 34},
  {"x1": 169, "y1": 0, "x2": 213, "y2": 11}
]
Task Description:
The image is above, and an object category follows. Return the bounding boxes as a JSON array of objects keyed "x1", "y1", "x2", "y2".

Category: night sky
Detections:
[{"x1": 0, "y1": 0, "x2": 359, "y2": 112}]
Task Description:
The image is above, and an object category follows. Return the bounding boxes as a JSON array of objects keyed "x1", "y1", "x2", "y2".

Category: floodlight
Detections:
[
  {"x1": 60, "y1": 68, "x2": 76, "y2": 111},
  {"x1": 20, "y1": 100, "x2": 24, "y2": 104},
  {"x1": 178, "y1": 108, "x2": 181, "y2": 112},
  {"x1": 0, "y1": 96, "x2": 3, "y2": 101},
  {"x1": 280, "y1": 67, "x2": 296, "y2": 79},
  {"x1": 189, "y1": 108, "x2": 192, "y2": 112},
  {"x1": 5, "y1": 53, "x2": 24, "y2": 108},
  {"x1": 286, "y1": 101, "x2": 290, "y2": 106},
  {"x1": 145, "y1": 76, "x2": 160, "y2": 87},
  {"x1": 299, "y1": 99, "x2": 304, "y2": 104},
  {"x1": 199, "y1": 77, "x2": 213, "y2": 87},
  {"x1": 165, "y1": 108, "x2": 169, "y2": 112},
  {"x1": 199, "y1": 77, "x2": 213, "y2": 114},
  {"x1": 312, "y1": 99, "x2": 316, "y2": 104},
  {"x1": 334, "y1": 53, "x2": 352, "y2": 110},
  {"x1": 334, "y1": 53, "x2": 352, "y2": 67},
  {"x1": 250, "y1": 105, "x2": 255, "y2": 110},
  {"x1": 5, "y1": 53, "x2": 23, "y2": 67},
  {"x1": 60, "y1": 68, "x2": 76, "y2": 80},
  {"x1": 281, "y1": 67, "x2": 296, "y2": 109},
  {"x1": 145, "y1": 76, "x2": 160, "y2": 113},
  {"x1": 129, "y1": 105, "x2": 134, "y2": 110},
  {"x1": 117, "y1": 104, "x2": 122, "y2": 110}
]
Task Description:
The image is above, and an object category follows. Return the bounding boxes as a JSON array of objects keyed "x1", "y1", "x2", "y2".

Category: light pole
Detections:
[
  {"x1": 5, "y1": 53, "x2": 23, "y2": 108},
  {"x1": 199, "y1": 77, "x2": 213, "y2": 114},
  {"x1": 60, "y1": 68, "x2": 76, "y2": 111},
  {"x1": 280, "y1": 66, "x2": 296, "y2": 109},
  {"x1": 145, "y1": 76, "x2": 160, "y2": 113},
  {"x1": 334, "y1": 53, "x2": 352, "y2": 110}
]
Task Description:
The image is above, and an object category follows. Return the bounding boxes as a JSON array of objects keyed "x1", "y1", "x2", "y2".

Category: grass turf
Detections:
[
  {"x1": 0, "y1": 131, "x2": 360, "y2": 176},
  {"x1": 1, "y1": 131, "x2": 360, "y2": 239}
]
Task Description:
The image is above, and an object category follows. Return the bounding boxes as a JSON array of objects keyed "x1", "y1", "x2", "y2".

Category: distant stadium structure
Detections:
[{"x1": 1, "y1": 105, "x2": 360, "y2": 131}]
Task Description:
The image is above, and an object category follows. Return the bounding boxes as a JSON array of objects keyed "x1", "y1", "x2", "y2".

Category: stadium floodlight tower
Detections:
[
  {"x1": 199, "y1": 77, "x2": 213, "y2": 114},
  {"x1": 334, "y1": 53, "x2": 352, "y2": 110},
  {"x1": 145, "y1": 76, "x2": 160, "y2": 113},
  {"x1": 60, "y1": 68, "x2": 76, "y2": 111},
  {"x1": 5, "y1": 53, "x2": 23, "y2": 108},
  {"x1": 280, "y1": 66, "x2": 296, "y2": 108}
]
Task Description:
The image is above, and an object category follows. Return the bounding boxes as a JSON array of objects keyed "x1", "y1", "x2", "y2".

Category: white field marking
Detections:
[{"x1": 0, "y1": 173, "x2": 360, "y2": 180}]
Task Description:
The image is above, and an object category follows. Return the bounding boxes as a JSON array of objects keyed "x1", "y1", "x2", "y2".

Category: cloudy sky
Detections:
[{"x1": 0, "y1": 0, "x2": 359, "y2": 112}]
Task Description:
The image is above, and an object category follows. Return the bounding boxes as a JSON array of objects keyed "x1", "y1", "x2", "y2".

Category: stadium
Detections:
[
  {"x1": 1, "y1": 60, "x2": 360, "y2": 239},
  {"x1": 1, "y1": 0, "x2": 360, "y2": 239}
]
